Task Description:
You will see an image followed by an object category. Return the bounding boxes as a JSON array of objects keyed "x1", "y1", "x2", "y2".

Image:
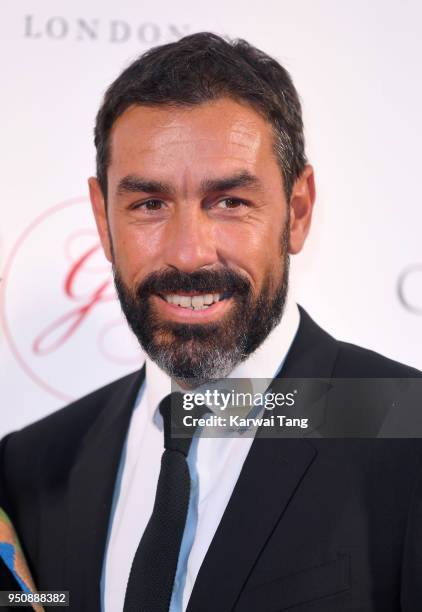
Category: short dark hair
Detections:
[{"x1": 94, "y1": 32, "x2": 307, "y2": 200}]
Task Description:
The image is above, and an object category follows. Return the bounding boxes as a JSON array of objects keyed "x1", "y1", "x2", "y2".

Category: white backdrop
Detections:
[{"x1": 1, "y1": 0, "x2": 421, "y2": 436}]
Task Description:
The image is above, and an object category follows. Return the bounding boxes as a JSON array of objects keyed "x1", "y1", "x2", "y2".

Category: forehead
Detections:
[{"x1": 108, "y1": 98, "x2": 278, "y2": 184}]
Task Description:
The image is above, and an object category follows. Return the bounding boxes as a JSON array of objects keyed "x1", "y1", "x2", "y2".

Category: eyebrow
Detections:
[
  {"x1": 116, "y1": 175, "x2": 172, "y2": 197},
  {"x1": 116, "y1": 170, "x2": 262, "y2": 198},
  {"x1": 199, "y1": 171, "x2": 262, "y2": 195}
]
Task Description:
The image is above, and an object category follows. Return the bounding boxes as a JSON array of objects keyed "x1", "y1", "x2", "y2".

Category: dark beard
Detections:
[{"x1": 113, "y1": 225, "x2": 290, "y2": 385}]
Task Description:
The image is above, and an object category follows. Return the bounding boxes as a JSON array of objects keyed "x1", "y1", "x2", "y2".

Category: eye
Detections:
[
  {"x1": 132, "y1": 199, "x2": 165, "y2": 212},
  {"x1": 215, "y1": 198, "x2": 249, "y2": 210}
]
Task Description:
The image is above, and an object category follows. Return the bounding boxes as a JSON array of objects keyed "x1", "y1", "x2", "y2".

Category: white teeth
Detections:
[
  {"x1": 163, "y1": 293, "x2": 223, "y2": 309},
  {"x1": 191, "y1": 295, "x2": 204, "y2": 309}
]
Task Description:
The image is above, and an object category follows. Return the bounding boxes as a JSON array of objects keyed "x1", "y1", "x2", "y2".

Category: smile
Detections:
[
  {"x1": 158, "y1": 291, "x2": 232, "y2": 310},
  {"x1": 153, "y1": 291, "x2": 233, "y2": 321}
]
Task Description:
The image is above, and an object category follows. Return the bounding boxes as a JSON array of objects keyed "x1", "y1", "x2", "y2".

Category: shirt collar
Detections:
[{"x1": 144, "y1": 291, "x2": 300, "y2": 427}]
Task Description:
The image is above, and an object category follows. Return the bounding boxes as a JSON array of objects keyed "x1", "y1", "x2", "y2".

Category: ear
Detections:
[
  {"x1": 288, "y1": 165, "x2": 316, "y2": 255},
  {"x1": 88, "y1": 177, "x2": 112, "y2": 262}
]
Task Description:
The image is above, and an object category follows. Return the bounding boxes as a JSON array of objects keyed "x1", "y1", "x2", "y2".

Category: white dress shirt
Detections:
[{"x1": 102, "y1": 295, "x2": 300, "y2": 612}]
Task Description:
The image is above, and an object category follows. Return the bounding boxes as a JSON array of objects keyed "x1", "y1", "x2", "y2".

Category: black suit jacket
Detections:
[{"x1": 1, "y1": 307, "x2": 422, "y2": 611}]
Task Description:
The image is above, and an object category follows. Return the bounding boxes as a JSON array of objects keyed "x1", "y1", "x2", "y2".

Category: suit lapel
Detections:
[
  {"x1": 187, "y1": 307, "x2": 340, "y2": 611},
  {"x1": 65, "y1": 366, "x2": 145, "y2": 611}
]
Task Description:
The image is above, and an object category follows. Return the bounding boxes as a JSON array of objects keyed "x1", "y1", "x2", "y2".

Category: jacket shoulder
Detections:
[
  {"x1": 1, "y1": 369, "x2": 142, "y2": 477},
  {"x1": 295, "y1": 306, "x2": 421, "y2": 379},
  {"x1": 13, "y1": 369, "x2": 140, "y2": 440},
  {"x1": 334, "y1": 340, "x2": 421, "y2": 378},
  {"x1": 1, "y1": 368, "x2": 143, "y2": 519}
]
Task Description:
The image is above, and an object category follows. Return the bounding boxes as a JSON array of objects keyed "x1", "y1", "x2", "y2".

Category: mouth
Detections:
[
  {"x1": 157, "y1": 290, "x2": 232, "y2": 310},
  {"x1": 152, "y1": 290, "x2": 234, "y2": 321}
]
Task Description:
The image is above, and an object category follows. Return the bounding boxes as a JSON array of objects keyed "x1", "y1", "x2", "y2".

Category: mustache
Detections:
[{"x1": 132, "y1": 267, "x2": 251, "y2": 298}]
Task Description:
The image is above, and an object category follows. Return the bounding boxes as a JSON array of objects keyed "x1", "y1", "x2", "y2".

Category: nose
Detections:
[{"x1": 163, "y1": 207, "x2": 218, "y2": 273}]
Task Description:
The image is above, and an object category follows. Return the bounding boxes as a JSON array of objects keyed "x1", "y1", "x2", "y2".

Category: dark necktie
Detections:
[{"x1": 123, "y1": 392, "x2": 205, "y2": 612}]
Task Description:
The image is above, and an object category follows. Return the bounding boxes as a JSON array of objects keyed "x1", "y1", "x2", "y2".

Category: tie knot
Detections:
[{"x1": 159, "y1": 393, "x2": 208, "y2": 456}]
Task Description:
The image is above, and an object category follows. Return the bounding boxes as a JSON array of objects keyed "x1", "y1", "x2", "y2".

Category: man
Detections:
[{"x1": 1, "y1": 32, "x2": 421, "y2": 612}]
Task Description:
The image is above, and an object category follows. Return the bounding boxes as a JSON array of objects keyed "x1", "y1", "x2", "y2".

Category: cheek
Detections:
[
  {"x1": 215, "y1": 218, "x2": 284, "y2": 287},
  {"x1": 109, "y1": 217, "x2": 165, "y2": 283}
]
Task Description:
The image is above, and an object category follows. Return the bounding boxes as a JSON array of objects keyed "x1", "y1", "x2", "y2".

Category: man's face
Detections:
[{"x1": 90, "y1": 98, "x2": 312, "y2": 384}]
